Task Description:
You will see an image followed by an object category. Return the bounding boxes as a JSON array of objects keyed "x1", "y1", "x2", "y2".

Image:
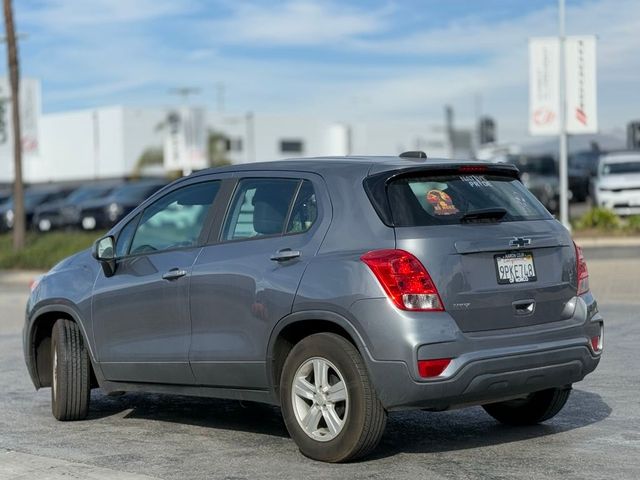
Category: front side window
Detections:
[
  {"x1": 128, "y1": 181, "x2": 220, "y2": 255},
  {"x1": 223, "y1": 178, "x2": 299, "y2": 240}
]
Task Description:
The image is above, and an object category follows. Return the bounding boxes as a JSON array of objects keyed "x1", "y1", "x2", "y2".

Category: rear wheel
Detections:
[
  {"x1": 280, "y1": 333, "x2": 386, "y2": 462},
  {"x1": 51, "y1": 319, "x2": 91, "y2": 421},
  {"x1": 482, "y1": 387, "x2": 571, "y2": 426}
]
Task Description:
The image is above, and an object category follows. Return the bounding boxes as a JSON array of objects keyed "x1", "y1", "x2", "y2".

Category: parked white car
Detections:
[{"x1": 593, "y1": 152, "x2": 640, "y2": 216}]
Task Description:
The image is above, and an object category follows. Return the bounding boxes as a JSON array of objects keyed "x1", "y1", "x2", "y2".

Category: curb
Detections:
[
  {"x1": 574, "y1": 237, "x2": 640, "y2": 248},
  {"x1": 0, "y1": 270, "x2": 45, "y2": 287}
]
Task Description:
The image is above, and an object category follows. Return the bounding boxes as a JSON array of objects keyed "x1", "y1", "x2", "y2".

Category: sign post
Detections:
[
  {"x1": 529, "y1": 8, "x2": 597, "y2": 229},
  {"x1": 558, "y1": 0, "x2": 568, "y2": 230}
]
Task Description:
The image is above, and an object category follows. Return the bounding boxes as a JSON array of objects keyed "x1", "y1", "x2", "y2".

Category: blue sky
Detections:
[{"x1": 7, "y1": 0, "x2": 640, "y2": 142}]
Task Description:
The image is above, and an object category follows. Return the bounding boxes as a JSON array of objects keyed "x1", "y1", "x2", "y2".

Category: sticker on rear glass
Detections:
[
  {"x1": 426, "y1": 189, "x2": 459, "y2": 215},
  {"x1": 461, "y1": 175, "x2": 492, "y2": 187}
]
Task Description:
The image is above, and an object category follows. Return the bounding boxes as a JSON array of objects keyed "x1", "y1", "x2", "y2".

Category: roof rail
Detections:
[{"x1": 399, "y1": 151, "x2": 427, "y2": 160}]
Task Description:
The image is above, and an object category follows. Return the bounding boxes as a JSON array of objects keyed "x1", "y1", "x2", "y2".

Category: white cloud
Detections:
[
  {"x1": 13, "y1": 0, "x2": 640, "y2": 144},
  {"x1": 18, "y1": 0, "x2": 193, "y2": 28},
  {"x1": 204, "y1": 0, "x2": 391, "y2": 46}
]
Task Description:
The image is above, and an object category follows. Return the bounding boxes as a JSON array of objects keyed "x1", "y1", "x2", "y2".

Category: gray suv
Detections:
[{"x1": 24, "y1": 156, "x2": 603, "y2": 462}]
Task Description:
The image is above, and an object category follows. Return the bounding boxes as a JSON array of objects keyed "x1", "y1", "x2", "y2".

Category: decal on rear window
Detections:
[
  {"x1": 460, "y1": 175, "x2": 492, "y2": 188},
  {"x1": 426, "y1": 189, "x2": 459, "y2": 216}
]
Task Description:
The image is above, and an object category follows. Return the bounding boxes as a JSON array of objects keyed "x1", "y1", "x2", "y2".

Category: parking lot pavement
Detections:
[{"x1": 1, "y1": 251, "x2": 639, "y2": 479}]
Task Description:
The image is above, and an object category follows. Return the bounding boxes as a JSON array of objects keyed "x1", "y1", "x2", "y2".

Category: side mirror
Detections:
[{"x1": 92, "y1": 235, "x2": 116, "y2": 277}]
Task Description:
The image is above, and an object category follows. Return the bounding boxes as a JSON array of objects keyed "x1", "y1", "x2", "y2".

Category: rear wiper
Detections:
[{"x1": 460, "y1": 208, "x2": 508, "y2": 223}]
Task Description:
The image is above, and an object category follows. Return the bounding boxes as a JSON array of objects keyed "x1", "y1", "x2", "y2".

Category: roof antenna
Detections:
[{"x1": 399, "y1": 151, "x2": 427, "y2": 159}]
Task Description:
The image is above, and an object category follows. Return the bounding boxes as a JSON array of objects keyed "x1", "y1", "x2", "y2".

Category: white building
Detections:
[{"x1": 0, "y1": 104, "x2": 461, "y2": 183}]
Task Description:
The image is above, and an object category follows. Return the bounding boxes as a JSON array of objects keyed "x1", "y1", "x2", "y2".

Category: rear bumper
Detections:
[
  {"x1": 350, "y1": 293, "x2": 603, "y2": 411},
  {"x1": 367, "y1": 344, "x2": 599, "y2": 410}
]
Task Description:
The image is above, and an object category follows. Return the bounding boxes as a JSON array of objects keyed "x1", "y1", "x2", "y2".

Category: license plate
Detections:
[{"x1": 495, "y1": 252, "x2": 537, "y2": 284}]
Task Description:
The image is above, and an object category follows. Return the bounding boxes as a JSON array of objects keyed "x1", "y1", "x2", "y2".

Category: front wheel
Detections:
[
  {"x1": 482, "y1": 387, "x2": 572, "y2": 426},
  {"x1": 51, "y1": 319, "x2": 91, "y2": 421},
  {"x1": 280, "y1": 333, "x2": 386, "y2": 462}
]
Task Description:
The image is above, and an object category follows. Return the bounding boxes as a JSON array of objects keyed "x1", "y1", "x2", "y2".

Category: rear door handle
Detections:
[
  {"x1": 270, "y1": 249, "x2": 301, "y2": 262},
  {"x1": 162, "y1": 268, "x2": 188, "y2": 281}
]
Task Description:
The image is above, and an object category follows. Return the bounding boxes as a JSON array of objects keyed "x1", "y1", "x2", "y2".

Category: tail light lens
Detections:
[
  {"x1": 361, "y1": 249, "x2": 444, "y2": 311},
  {"x1": 418, "y1": 358, "x2": 451, "y2": 378},
  {"x1": 574, "y1": 242, "x2": 589, "y2": 295}
]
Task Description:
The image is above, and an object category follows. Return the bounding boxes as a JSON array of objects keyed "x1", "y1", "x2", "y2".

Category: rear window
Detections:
[{"x1": 387, "y1": 174, "x2": 551, "y2": 226}]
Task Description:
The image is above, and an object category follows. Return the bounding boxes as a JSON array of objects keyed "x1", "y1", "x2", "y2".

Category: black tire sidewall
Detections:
[
  {"x1": 51, "y1": 322, "x2": 65, "y2": 419},
  {"x1": 280, "y1": 333, "x2": 370, "y2": 463}
]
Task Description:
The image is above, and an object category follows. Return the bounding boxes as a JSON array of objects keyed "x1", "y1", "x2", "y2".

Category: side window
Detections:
[
  {"x1": 115, "y1": 214, "x2": 139, "y2": 257},
  {"x1": 286, "y1": 180, "x2": 317, "y2": 234},
  {"x1": 223, "y1": 178, "x2": 299, "y2": 241},
  {"x1": 128, "y1": 181, "x2": 220, "y2": 255}
]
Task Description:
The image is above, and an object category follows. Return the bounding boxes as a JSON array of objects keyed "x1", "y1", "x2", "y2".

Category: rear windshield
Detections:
[{"x1": 387, "y1": 174, "x2": 551, "y2": 226}]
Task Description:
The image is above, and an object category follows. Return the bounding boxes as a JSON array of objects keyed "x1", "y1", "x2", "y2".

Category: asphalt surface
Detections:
[{"x1": 1, "y1": 249, "x2": 639, "y2": 479}]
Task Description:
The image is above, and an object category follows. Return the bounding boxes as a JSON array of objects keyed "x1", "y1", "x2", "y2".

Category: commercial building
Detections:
[{"x1": 0, "y1": 102, "x2": 467, "y2": 184}]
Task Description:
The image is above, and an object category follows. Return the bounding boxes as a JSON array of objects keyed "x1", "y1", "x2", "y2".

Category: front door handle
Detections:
[
  {"x1": 270, "y1": 249, "x2": 301, "y2": 262},
  {"x1": 162, "y1": 268, "x2": 188, "y2": 281}
]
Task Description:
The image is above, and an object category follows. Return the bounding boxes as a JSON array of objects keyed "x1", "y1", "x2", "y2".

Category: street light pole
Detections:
[{"x1": 558, "y1": 0, "x2": 570, "y2": 229}]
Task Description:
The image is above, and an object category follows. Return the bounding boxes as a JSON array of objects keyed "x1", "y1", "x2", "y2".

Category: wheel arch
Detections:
[
  {"x1": 27, "y1": 303, "x2": 97, "y2": 389},
  {"x1": 266, "y1": 310, "x2": 373, "y2": 404}
]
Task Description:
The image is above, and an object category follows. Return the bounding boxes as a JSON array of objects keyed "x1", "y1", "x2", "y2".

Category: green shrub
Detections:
[
  {"x1": 626, "y1": 215, "x2": 640, "y2": 233},
  {"x1": 574, "y1": 207, "x2": 621, "y2": 231},
  {"x1": 0, "y1": 231, "x2": 104, "y2": 270}
]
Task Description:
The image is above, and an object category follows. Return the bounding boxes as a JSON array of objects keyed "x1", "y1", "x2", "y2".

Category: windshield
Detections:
[
  {"x1": 601, "y1": 161, "x2": 640, "y2": 175},
  {"x1": 66, "y1": 185, "x2": 114, "y2": 203},
  {"x1": 2, "y1": 191, "x2": 54, "y2": 210},
  {"x1": 387, "y1": 174, "x2": 551, "y2": 226},
  {"x1": 506, "y1": 155, "x2": 557, "y2": 175},
  {"x1": 108, "y1": 183, "x2": 162, "y2": 202}
]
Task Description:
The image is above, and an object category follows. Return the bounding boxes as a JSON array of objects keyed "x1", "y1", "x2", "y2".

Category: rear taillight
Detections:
[
  {"x1": 418, "y1": 358, "x2": 451, "y2": 378},
  {"x1": 361, "y1": 249, "x2": 444, "y2": 311},
  {"x1": 574, "y1": 242, "x2": 589, "y2": 295}
]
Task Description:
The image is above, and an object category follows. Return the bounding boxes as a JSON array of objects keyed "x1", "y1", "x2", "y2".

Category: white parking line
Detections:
[{"x1": 0, "y1": 450, "x2": 160, "y2": 480}]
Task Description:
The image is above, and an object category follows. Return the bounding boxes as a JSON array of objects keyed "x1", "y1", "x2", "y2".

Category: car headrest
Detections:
[{"x1": 252, "y1": 186, "x2": 291, "y2": 235}]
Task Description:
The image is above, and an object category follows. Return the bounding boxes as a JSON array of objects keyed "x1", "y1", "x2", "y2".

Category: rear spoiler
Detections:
[{"x1": 363, "y1": 163, "x2": 521, "y2": 227}]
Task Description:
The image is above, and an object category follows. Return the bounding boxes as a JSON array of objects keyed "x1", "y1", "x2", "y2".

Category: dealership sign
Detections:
[
  {"x1": 529, "y1": 36, "x2": 597, "y2": 135},
  {"x1": 0, "y1": 77, "x2": 41, "y2": 155}
]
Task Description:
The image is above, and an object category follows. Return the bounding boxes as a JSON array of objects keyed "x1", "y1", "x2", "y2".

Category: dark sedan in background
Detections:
[
  {"x1": 0, "y1": 186, "x2": 75, "y2": 232},
  {"x1": 78, "y1": 180, "x2": 167, "y2": 230},
  {"x1": 33, "y1": 183, "x2": 121, "y2": 232}
]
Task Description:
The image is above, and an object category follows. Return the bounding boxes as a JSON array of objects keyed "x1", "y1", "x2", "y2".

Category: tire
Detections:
[
  {"x1": 280, "y1": 333, "x2": 386, "y2": 463},
  {"x1": 482, "y1": 387, "x2": 572, "y2": 426},
  {"x1": 51, "y1": 319, "x2": 91, "y2": 421}
]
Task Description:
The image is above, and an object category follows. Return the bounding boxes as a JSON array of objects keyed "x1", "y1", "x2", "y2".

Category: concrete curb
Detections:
[
  {"x1": 0, "y1": 270, "x2": 45, "y2": 287},
  {"x1": 574, "y1": 236, "x2": 640, "y2": 248}
]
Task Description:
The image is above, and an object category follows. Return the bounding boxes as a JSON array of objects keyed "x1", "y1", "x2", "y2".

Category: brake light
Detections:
[
  {"x1": 418, "y1": 358, "x2": 451, "y2": 378},
  {"x1": 574, "y1": 242, "x2": 589, "y2": 295},
  {"x1": 361, "y1": 249, "x2": 444, "y2": 311},
  {"x1": 590, "y1": 335, "x2": 602, "y2": 353},
  {"x1": 458, "y1": 165, "x2": 488, "y2": 173}
]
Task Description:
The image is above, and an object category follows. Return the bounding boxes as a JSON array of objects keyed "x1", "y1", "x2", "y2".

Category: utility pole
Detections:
[
  {"x1": 558, "y1": 0, "x2": 570, "y2": 229},
  {"x1": 2, "y1": 0, "x2": 24, "y2": 250}
]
